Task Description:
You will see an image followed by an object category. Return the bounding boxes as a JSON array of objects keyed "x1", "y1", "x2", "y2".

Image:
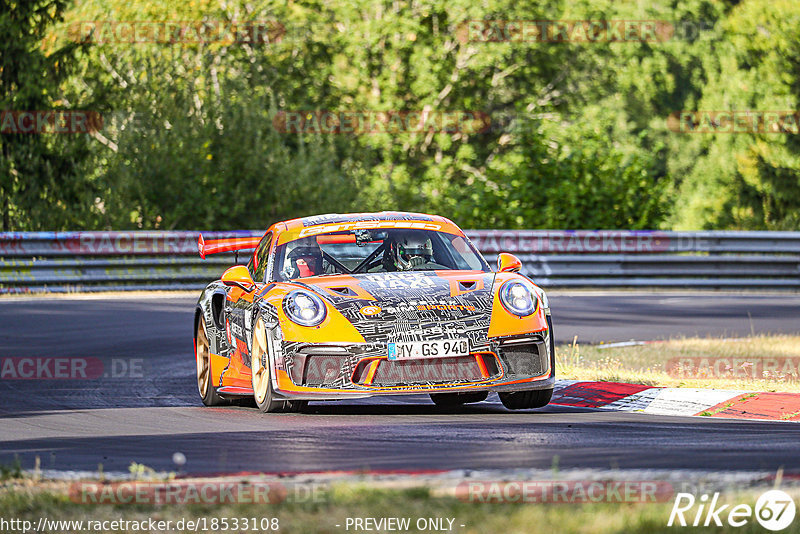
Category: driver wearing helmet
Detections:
[
  {"x1": 389, "y1": 231, "x2": 434, "y2": 271},
  {"x1": 286, "y1": 239, "x2": 324, "y2": 278}
]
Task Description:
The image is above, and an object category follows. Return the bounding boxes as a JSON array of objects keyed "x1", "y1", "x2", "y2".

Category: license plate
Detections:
[{"x1": 387, "y1": 339, "x2": 470, "y2": 360}]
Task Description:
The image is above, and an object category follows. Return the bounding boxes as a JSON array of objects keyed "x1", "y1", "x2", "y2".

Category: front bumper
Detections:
[{"x1": 271, "y1": 332, "x2": 554, "y2": 400}]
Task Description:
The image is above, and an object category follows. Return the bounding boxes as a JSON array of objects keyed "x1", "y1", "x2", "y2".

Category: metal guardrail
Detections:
[
  {"x1": 0, "y1": 231, "x2": 253, "y2": 293},
  {"x1": 1, "y1": 230, "x2": 798, "y2": 293},
  {"x1": 470, "y1": 230, "x2": 800, "y2": 288}
]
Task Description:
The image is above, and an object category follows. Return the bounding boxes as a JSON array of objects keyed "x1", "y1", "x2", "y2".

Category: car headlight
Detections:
[
  {"x1": 284, "y1": 290, "x2": 327, "y2": 327},
  {"x1": 498, "y1": 280, "x2": 538, "y2": 317}
]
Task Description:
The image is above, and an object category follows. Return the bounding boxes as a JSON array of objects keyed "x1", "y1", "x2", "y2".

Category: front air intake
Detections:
[{"x1": 498, "y1": 336, "x2": 549, "y2": 376}]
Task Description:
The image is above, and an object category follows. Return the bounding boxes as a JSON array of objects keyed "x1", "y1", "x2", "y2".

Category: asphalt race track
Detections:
[{"x1": 1, "y1": 292, "x2": 799, "y2": 476}]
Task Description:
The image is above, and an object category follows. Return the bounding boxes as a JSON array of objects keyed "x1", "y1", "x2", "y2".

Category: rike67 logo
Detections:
[{"x1": 668, "y1": 490, "x2": 796, "y2": 531}]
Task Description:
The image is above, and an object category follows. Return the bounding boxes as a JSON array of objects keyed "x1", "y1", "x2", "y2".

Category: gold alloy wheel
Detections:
[
  {"x1": 251, "y1": 317, "x2": 270, "y2": 404},
  {"x1": 196, "y1": 317, "x2": 211, "y2": 397}
]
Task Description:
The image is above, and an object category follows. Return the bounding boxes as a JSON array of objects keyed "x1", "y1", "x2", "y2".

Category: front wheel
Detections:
[
  {"x1": 196, "y1": 315, "x2": 225, "y2": 406},
  {"x1": 499, "y1": 388, "x2": 553, "y2": 410},
  {"x1": 251, "y1": 316, "x2": 286, "y2": 413},
  {"x1": 250, "y1": 315, "x2": 307, "y2": 413},
  {"x1": 498, "y1": 315, "x2": 555, "y2": 410}
]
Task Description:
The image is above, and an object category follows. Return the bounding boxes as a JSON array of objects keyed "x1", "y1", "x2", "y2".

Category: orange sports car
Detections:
[{"x1": 194, "y1": 212, "x2": 554, "y2": 412}]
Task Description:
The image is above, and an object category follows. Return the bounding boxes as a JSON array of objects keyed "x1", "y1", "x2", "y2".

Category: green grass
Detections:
[
  {"x1": 2, "y1": 481, "x2": 800, "y2": 533},
  {"x1": 0, "y1": 456, "x2": 22, "y2": 481},
  {"x1": 556, "y1": 334, "x2": 800, "y2": 392}
]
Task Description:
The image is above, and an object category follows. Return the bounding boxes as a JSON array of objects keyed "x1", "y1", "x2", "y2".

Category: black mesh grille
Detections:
[
  {"x1": 372, "y1": 356, "x2": 483, "y2": 385},
  {"x1": 499, "y1": 340, "x2": 548, "y2": 376},
  {"x1": 300, "y1": 354, "x2": 350, "y2": 386}
]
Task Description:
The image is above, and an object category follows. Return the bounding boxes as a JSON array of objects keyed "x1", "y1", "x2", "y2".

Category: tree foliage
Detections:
[
  {"x1": 0, "y1": 0, "x2": 94, "y2": 231},
  {"x1": 2, "y1": 0, "x2": 799, "y2": 231}
]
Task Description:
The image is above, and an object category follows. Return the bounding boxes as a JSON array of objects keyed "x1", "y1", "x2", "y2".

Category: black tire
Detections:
[
  {"x1": 430, "y1": 391, "x2": 489, "y2": 406},
  {"x1": 498, "y1": 314, "x2": 555, "y2": 410},
  {"x1": 196, "y1": 315, "x2": 225, "y2": 406},
  {"x1": 284, "y1": 400, "x2": 308, "y2": 413},
  {"x1": 499, "y1": 388, "x2": 553, "y2": 410},
  {"x1": 251, "y1": 315, "x2": 286, "y2": 413}
]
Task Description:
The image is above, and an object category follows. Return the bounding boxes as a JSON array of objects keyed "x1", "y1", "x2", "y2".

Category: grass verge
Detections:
[
  {"x1": 556, "y1": 334, "x2": 800, "y2": 392},
  {"x1": 2, "y1": 479, "x2": 799, "y2": 534}
]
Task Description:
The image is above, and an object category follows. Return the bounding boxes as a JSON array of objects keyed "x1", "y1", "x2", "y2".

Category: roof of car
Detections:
[
  {"x1": 268, "y1": 211, "x2": 464, "y2": 245},
  {"x1": 278, "y1": 211, "x2": 454, "y2": 231}
]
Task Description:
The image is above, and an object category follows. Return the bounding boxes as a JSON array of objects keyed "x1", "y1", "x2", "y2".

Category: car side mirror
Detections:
[
  {"x1": 221, "y1": 265, "x2": 255, "y2": 292},
  {"x1": 496, "y1": 252, "x2": 522, "y2": 273}
]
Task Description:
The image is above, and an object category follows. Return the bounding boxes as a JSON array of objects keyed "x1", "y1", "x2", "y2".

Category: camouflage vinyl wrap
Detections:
[{"x1": 197, "y1": 271, "x2": 551, "y2": 393}]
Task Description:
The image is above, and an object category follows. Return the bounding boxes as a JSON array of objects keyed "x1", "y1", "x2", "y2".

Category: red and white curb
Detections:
[{"x1": 552, "y1": 380, "x2": 800, "y2": 421}]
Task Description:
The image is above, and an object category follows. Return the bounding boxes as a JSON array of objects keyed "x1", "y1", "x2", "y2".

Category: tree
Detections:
[
  {"x1": 0, "y1": 0, "x2": 95, "y2": 230},
  {"x1": 669, "y1": 0, "x2": 800, "y2": 229}
]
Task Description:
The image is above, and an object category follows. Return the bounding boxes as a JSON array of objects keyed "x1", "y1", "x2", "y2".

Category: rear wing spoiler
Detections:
[{"x1": 197, "y1": 234, "x2": 261, "y2": 259}]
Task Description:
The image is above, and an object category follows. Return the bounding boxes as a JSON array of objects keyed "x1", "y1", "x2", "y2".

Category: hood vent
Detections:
[
  {"x1": 328, "y1": 286, "x2": 358, "y2": 297},
  {"x1": 457, "y1": 280, "x2": 477, "y2": 291}
]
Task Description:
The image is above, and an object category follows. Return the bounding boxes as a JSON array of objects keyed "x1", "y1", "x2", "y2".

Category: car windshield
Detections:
[{"x1": 273, "y1": 228, "x2": 489, "y2": 281}]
